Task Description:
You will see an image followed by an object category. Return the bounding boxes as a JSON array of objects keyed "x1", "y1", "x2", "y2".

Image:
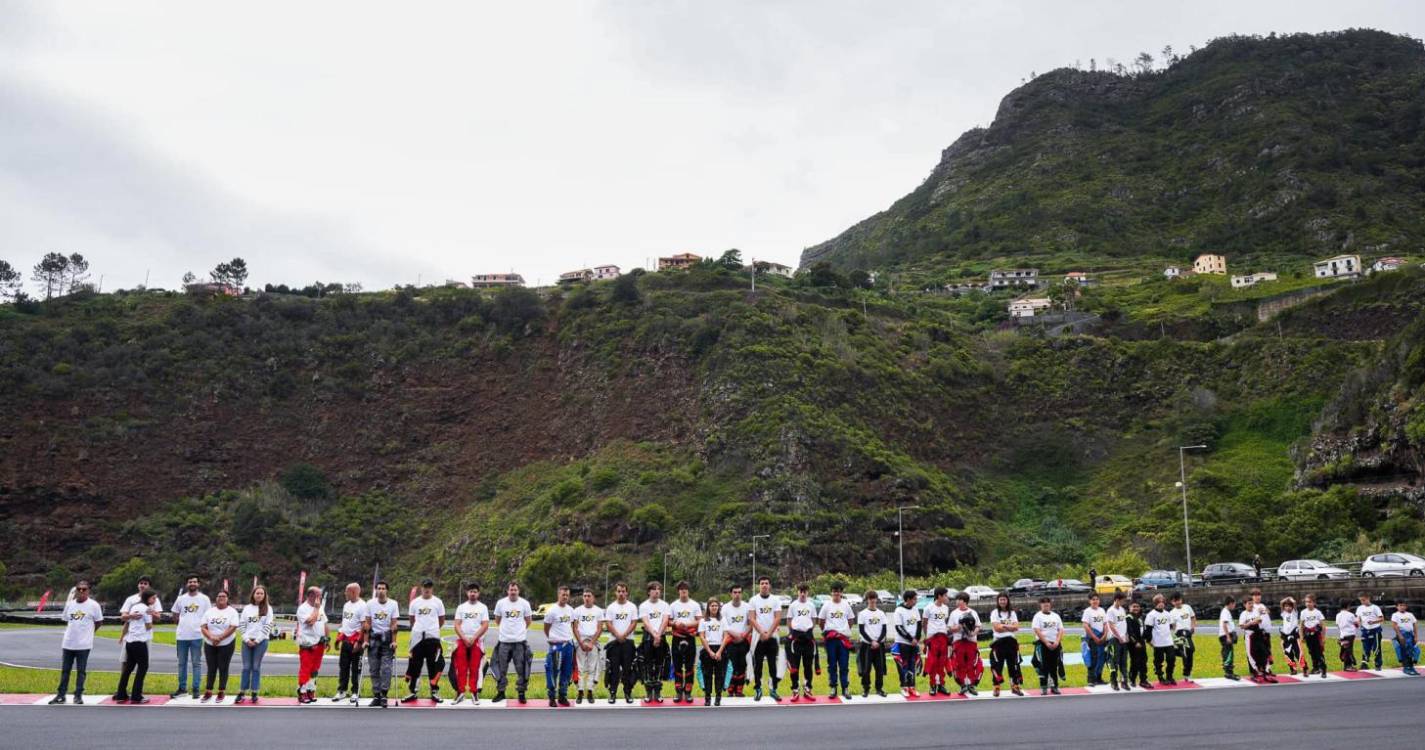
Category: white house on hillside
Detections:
[
  {"x1": 1163, "y1": 266, "x2": 1183, "y2": 279},
  {"x1": 1314, "y1": 254, "x2": 1361, "y2": 279},
  {"x1": 753, "y1": 260, "x2": 795, "y2": 278},
  {"x1": 593, "y1": 265, "x2": 621, "y2": 280},
  {"x1": 1230, "y1": 272, "x2": 1278, "y2": 289},
  {"x1": 990, "y1": 269, "x2": 1040, "y2": 289},
  {"x1": 1193, "y1": 253, "x2": 1227, "y2": 275},
  {"x1": 1370, "y1": 257, "x2": 1405, "y2": 273},
  {"x1": 1008, "y1": 297, "x2": 1052, "y2": 318}
]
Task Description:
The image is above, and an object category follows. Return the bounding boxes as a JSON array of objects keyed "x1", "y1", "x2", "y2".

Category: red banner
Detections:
[
  {"x1": 36, "y1": 589, "x2": 52, "y2": 613},
  {"x1": 298, "y1": 570, "x2": 307, "y2": 605}
]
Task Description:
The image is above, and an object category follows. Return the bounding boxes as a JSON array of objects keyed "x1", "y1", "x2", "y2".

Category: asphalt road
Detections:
[{"x1": 4, "y1": 678, "x2": 1422, "y2": 748}]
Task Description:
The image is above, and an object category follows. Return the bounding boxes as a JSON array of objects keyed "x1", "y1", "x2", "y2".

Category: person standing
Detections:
[
  {"x1": 51, "y1": 579, "x2": 102, "y2": 704},
  {"x1": 1031, "y1": 597, "x2": 1064, "y2": 695},
  {"x1": 987, "y1": 593, "x2": 1021, "y2": 697},
  {"x1": 295, "y1": 586, "x2": 328, "y2": 704},
  {"x1": 364, "y1": 581, "x2": 401, "y2": 707},
  {"x1": 1169, "y1": 592, "x2": 1197, "y2": 682},
  {"x1": 1390, "y1": 600, "x2": 1418, "y2": 675},
  {"x1": 855, "y1": 591, "x2": 888, "y2": 698},
  {"x1": 115, "y1": 589, "x2": 157, "y2": 703},
  {"x1": 1299, "y1": 594, "x2": 1328, "y2": 679},
  {"x1": 236, "y1": 585, "x2": 274, "y2": 704},
  {"x1": 1356, "y1": 592, "x2": 1385, "y2": 671},
  {"x1": 747, "y1": 577, "x2": 782, "y2": 702},
  {"x1": 1279, "y1": 596, "x2": 1302, "y2": 676},
  {"x1": 491, "y1": 580, "x2": 533, "y2": 704},
  {"x1": 543, "y1": 586, "x2": 577, "y2": 707},
  {"x1": 402, "y1": 579, "x2": 446, "y2": 703},
  {"x1": 698, "y1": 597, "x2": 727, "y2": 706},
  {"x1": 784, "y1": 584, "x2": 818, "y2": 702},
  {"x1": 892, "y1": 590, "x2": 922, "y2": 698},
  {"x1": 668, "y1": 581, "x2": 703, "y2": 704},
  {"x1": 1105, "y1": 592, "x2": 1129, "y2": 691},
  {"x1": 1239, "y1": 590, "x2": 1274, "y2": 683},
  {"x1": 199, "y1": 589, "x2": 240, "y2": 702},
  {"x1": 921, "y1": 587, "x2": 951, "y2": 696},
  {"x1": 950, "y1": 592, "x2": 983, "y2": 696},
  {"x1": 1125, "y1": 600, "x2": 1152, "y2": 689},
  {"x1": 1081, "y1": 593, "x2": 1109, "y2": 686},
  {"x1": 637, "y1": 581, "x2": 671, "y2": 703},
  {"x1": 170, "y1": 575, "x2": 211, "y2": 700},
  {"x1": 1218, "y1": 596, "x2": 1239, "y2": 681},
  {"x1": 721, "y1": 584, "x2": 752, "y2": 697},
  {"x1": 1144, "y1": 594, "x2": 1177, "y2": 685},
  {"x1": 452, "y1": 583, "x2": 489, "y2": 705},
  {"x1": 1335, "y1": 599, "x2": 1360, "y2": 671},
  {"x1": 602, "y1": 582, "x2": 638, "y2": 704},
  {"x1": 334, "y1": 583, "x2": 368, "y2": 703},
  {"x1": 817, "y1": 583, "x2": 856, "y2": 700},
  {"x1": 572, "y1": 589, "x2": 604, "y2": 705},
  {"x1": 115, "y1": 576, "x2": 161, "y2": 688}
]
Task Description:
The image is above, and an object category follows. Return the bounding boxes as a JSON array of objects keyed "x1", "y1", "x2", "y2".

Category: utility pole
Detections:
[
  {"x1": 750, "y1": 258, "x2": 756, "y2": 292},
  {"x1": 1177, "y1": 445, "x2": 1207, "y2": 583},
  {"x1": 751, "y1": 534, "x2": 770, "y2": 585},
  {"x1": 896, "y1": 505, "x2": 921, "y2": 594}
]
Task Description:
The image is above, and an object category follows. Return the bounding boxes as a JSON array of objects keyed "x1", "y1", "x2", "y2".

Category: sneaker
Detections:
[
  {"x1": 200, "y1": 692, "x2": 211, "y2": 703},
  {"x1": 968, "y1": 685, "x2": 978, "y2": 696},
  {"x1": 132, "y1": 697, "x2": 150, "y2": 704},
  {"x1": 169, "y1": 691, "x2": 183, "y2": 699},
  {"x1": 1050, "y1": 686, "x2": 1061, "y2": 695},
  {"x1": 863, "y1": 689, "x2": 870, "y2": 698},
  {"x1": 843, "y1": 691, "x2": 852, "y2": 701},
  {"x1": 609, "y1": 695, "x2": 617, "y2": 705},
  {"x1": 558, "y1": 696, "x2": 570, "y2": 707},
  {"x1": 993, "y1": 686, "x2": 1000, "y2": 697},
  {"x1": 549, "y1": 697, "x2": 557, "y2": 707},
  {"x1": 907, "y1": 688, "x2": 918, "y2": 698},
  {"x1": 1011, "y1": 685, "x2": 1023, "y2": 696},
  {"x1": 517, "y1": 693, "x2": 526, "y2": 705},
  {"x1": 714, "y1": 696, "x2": 721, "y2": 706},
  {"x1": 1041, "y1": 687, "x2": 1048, "y2": 696},
  {"x1": 1225, "y1": 674, "x2": 1239, "y2": 681},
  {"x1": 625, "y1": 693, "x2": 634, "y2": 704},
  {"x1": 704, "y1": 696, "x2": 711, "y2": 706},
  {"x1": 1264, "y1": 674, "x2": 1278, "y2": 683},
  {"x1": 770, "y1": 689, "x2": 781, "y2": 702},
  {"x1": 492, "y1": 691, "x2": 506, "y2": 703},
  {"x1": 216, "y1": 692, "x2": 225, "y2": 703},
  {"x1": 1122, "y1": 682, "x2": 1132, "y2": 691},
  {"x1": 235, "y1": 694, "x2": 246, "y2": 705},
  {"x1": 333, "y1": 691, "x2": 346, "y2": 702},
  {"x1": 111, "y1": 693, "x2": 127, "y2": 703},
  {"x1": 877, "y1": 689, "x2": 887, "y2": 697},
  {"x1": 753, "y1": 688, "x2": 762, "y2": 702},
  {"x1": 73, "y1": 695, "x2": 84, "y2": 705},
  {"x1": 350, "y1": 693, "x2": 359, "y2": 705},
  {"x1": 1111, "y1": 681, "x2": 1120, "y2": 691},
  {"x1": 803, "y1": 688, "x2": 816, "y2": 702},
  {"x1": 429, "y1": 693, "x2": 443, "y2": 704},
  {"x1": 251, "y1": 695, "x2": 260, "y2": 705},
  {"x1": 453, "y1": 693, "x2": 465, "y2": 705},
  {"x1": 791, "y1": 692, "x2": 800, "y2": 703},
  {"x1": 48, "y1": 695, "x2": 65, "y2": 705},
  {"x1": 1141, "y1": 681, "x2": 1153, "y2": 690},
  {"x1": 827, "y1": 690, "x2": 838, "y2": 700},
  {"x1": 400, "y1": 692, "x2": 418, "y2": 703}
]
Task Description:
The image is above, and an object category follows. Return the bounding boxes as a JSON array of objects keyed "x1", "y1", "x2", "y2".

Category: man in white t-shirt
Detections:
[
  {"x1": 818, "y1": 582, "x2": 856, "y2": 700},
  {"x1": 295, "y1": 586, "x2": 328, "y2": 704},
  {"x1": 334, "y1": 583, "x2": 368, "y2": 703},
  {"x1": 1299, "y1": 594, "x2": 1328, "y2": 678},
  {"x1": 452, "y1": 583, "x2": 489, "y2": 705},
  {"x1": 1169, "y1": 592, "x2": 1197, "y2": 681},
  {"x1": 491, "y1": 580, "x2": 533, "y2": 704},
  {"x1": 1391, "y1": 600, "x2": 1418, "y2": 675},
  {"x1": 51, "y1": 579, "x2": 103, "y2": 704},
  {"x1": 573, "y1": 589, "x2": 605, "y2": 704},
  {"x1": 922, "y1": 587, "x2": 952, "y2": 696},
  {"x1": 856, "y1": 591, "x2": 889, "y2": 697},
  {"x1": 785, "y1": 584, "x2": 819, "y2": 701},
  {"x1": 170, "y1": 575, "x2": 211, "y2": 699},
  {"x1": 1144, "y1": 594, "x2": 1177, "y2": 684},
  {"x1": 721, "y1": 583, "x2": 753, "y2": 697},
  {"x1": 364, "y1": 581, "x2": 401, "y2": 707},
  {"x1": 1105, "y1": 592, "x2": 1130, "y2": 690},
  {"x1": 667, "y1": 581, "x2": 703, "y2": 704},
  {"x1": 747, "y1": 576, "x2": 782, "y2": 702},
  {"x1": 603, "y1": 582, "x2": 639, "y2": 704},
  {"x1": 1356, "y1": 592, "x2": 1385, "y2": 670},
  {"x1": 1336, "y1": 600, "x2": 1360, "y2": 671},
  {"x1": 1217, "y1": 596, "x2": 1239, "y2": 680},
  {"x1": 402, "y1": 578, "x2": 446, "y2": 703},
  {"x1": 893, "y1": 590, "x2": 923, "y2": 697},
  {"x1": 1031, "y1": 597, "x2": 1064, "y2": 695},
  {"x1": 1081, "y1": 593, "x2": 1109, "y2": 686},
  {"x1": 117, "y1": 575, "x2": 161, "y2": 668},
  {"x1": 950, "y1": 591, "x2": 983, "y2": 695},
  {"x1": 638, "y1": 581, "x2": 672, "y2": 702},
  {"x1": 543, "y1": 586, "x2": 577, "y2": 707}
]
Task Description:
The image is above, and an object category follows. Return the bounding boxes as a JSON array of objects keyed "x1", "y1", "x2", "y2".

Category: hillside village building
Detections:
[
  {"x1": 990, "y1": 268, "x2": 1040, "y2": 289},
  {"x1": 1230, "y1": 272, "x2": 1278, "y2": 289},
  {"x1": 1163, "y1": 266, "x2": 1183, "y2": 279},
  {"x1": 1371, "y1": 257, "x2": 1405, "y2": 273},
  {"x1": 470, "y1": 273, "x2": 525, "y2": 288},
  {"x1": 1007, "y1": 297, "x2": 1052, "y2": 318},
  {"x1": 1314, "y1": 254, "x2": 1361, "y2": 279},
  {"x1": 559, "y1": 269, "x2": 593, "y2": 283},
  {"x1": 753, "y1": 260, "x2": 795, "y2": 278},
  {"x1": 593, "y1": 264, "x2": 621, "y2": 280},
  {"x1": 657, "y1": 253, "x2": 702, "y2": 271},
  {"x1": 1192, "y1": 253, "x2": 1227, "y2": 275}
]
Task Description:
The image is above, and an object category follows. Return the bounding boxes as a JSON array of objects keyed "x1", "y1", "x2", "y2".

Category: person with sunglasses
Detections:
[{"x1": 51, "y1": 580, "x2": 102, "y2": 704}]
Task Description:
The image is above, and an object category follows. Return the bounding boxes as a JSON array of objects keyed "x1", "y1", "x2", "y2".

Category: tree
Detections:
[
  {"x1": 211, "y1": 257, "x2": 248, "y2": 289},
  {"x1": 31, "y1": 252, "x2": 69, "y2": 299},
  {"x1": 342, "y1": 282, "x2": 363, "y2": 294},
  {"x1": 717, "y1": 248, "x2": 743, "y2": 271},
  {"x1": 1133, "y1": 51, "x2": 1155, "y2": 76},
  {"x1": 0, "y1": 260, "x2": 21, "y2": 301},
  {"x1": 1161, "y1": 44, "x2": 1175, "y2": 66},
  {"x1": 611, "y1": 272, "x2": 641, "y2": 305},
  {"x1": 808, "y1": 261, "x2": 848, "y2": 289},
  {"x1": 182, "y1": 271, "x2": 197, "y2": 285},
  {"x1": 280, "y1": 463, "x2": 332, "y2": 502},
  {"x1": 518, "y1": 542, "x2": 599, "y2": 603},
  {"x1": 1089, "y1": 58, "x2": 1096, "y2": 73},
  {"x1": 65, "y1": 253, "x2": 90, "y2": 293}
]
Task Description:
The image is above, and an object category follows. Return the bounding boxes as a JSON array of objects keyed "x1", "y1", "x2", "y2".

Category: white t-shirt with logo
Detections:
[
  {"x1": 1391, "y1": 610, "x2": 1417, "y2": 637},
  {"x1": 119, "y1": 593, "x2": 161, "y2": 644},
  {"x1": 61, "y1": 598, "x2": 104, "y2": 651},
  {"x1": 748, "y1": 594, "x2": 781, "y2": 634},
  {"x1": 1238, "y1": 607, "x2": 1262, "y2": 631},
  {"x1": 952, "y1": 606, "x2": 981, "y2": 641},
  {"x1": 1336, "y1": 609, "x2": 1359, "y2": 637},
  {"x1": 669, "y1": 599, "x2": 703, "y2": 631},
  {"x1": 639, "y1": 599, "x2": 670, "y2": 637},
  {"x1": 454, "y1": 600, "x2": 490, "y2": 642},
  {"x1": 172, "y1": 592, "x2": 211, "y2": 640},
  {"x1": 1300, "y1": 607, "x2": 1326, "y2": 632},
  {"x1": 574, "y1": 604, "x2": 604, "y2": 640},
  {"x1": 894, "y1": 606, "x2": 922, "y2": 645},
  {"x1": 239, "y1": 604, "x2": 275, "y2": 642},
  {"x1": 295, "y1": 601, "x2": 327, "y2": 644},
  {"x1": 923, "y1": 602, "x2": 951, "y2": 637},
  {"x1": 545, "y1": 603, "x2": 576, "y2": 642},
  {"x1": 1081, "y1": 606, "x2": 1108, "y2": 638},
  {"x1": 1279, "y1": 609, "x2": 1298, "y2": 636},
  {"x1": 125, "y1": 601, "x2": 154, "y2": 642},
  {"x1": 202, "y1": 605, "x2": 241, "y2": 647},
  {"x1": 722, "y1": 601, "x2": 751, "y2": 637},
  {"x1": 604, "y1": 600, "x2": 638, "y2": 638},
  {"x1": 858, "y1": 607, "x2": 888, "y2": 642},
  {"x1": 367, "y1": 598, "x2": 400, "y2": 636},
  {"x1": 493, "y1": 597, "x2": 532, "y2": 643},
  {"x1": 989, "y1": 608, "x2": 1019, "y2": 640},
  {"x1": 1357, "y1": 604, "x2": 1384, "y2": 631},
  {"x1": 698, "y1": 617, "x2": 725, "y2": 646},
  {"x1": 1106, "y1": 605, "x2": 1129, "y2": 642},
  {"x1": 339, "y1": 599, "x2": 368, "y2": 637},
  {"x1": 818, "y1": 599, "x2": 855, "y2": 635},
  {"x1": 1032, "y1": 611, "x2": 1064, "y2": 645},
  {"x1": 408, "y1": 596, "x2": 445, "y2": 642},
  {"x1": 1219, "y1": 607, "x2": 1237, "y2": 636},
  {"x1": 1170, "y1": 604, "x2": 1196, "y2": 632},
  {"x1": 1145, "y1": 609, "x2": 1175, "y2": 647},
  {"x1": 785, "y1": 599, "x2": 817, "y2": 632}
]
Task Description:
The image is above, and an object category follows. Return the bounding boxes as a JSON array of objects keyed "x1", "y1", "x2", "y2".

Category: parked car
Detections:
[
  {"x1": 1040, "y1": 579, "x2": 1092, "y2": 594},
  {"x1": 963, "y1": 585, "x2": 998, "y2": 602},
  {"x1": 1277, "y1": 559, "x2": 1352, "y2": 580},
  {"x1": 1094, "y1": 575, "x2": 1134, "y2": 594},
  {"x1": 1007, "y1": 579, "x2": 1045, "y2": 595},
  {"x1": 533, "y1": 602, "x2": 555, "y2": 620},
  {"x1": 1136, "y1": 570, "x2": 1190, "y2": 589},
  {"x1": 775, "y1": 594, "x2": 793, "y2": 608},
  {"x1": 843, "y1": 593, "x2": 864, "y2": 607},
  {"x1": 875, "y1": 589, "x2": 897, "y2": 609},
  {"x1": 1361, "y1": 552, "x2": 1425, "y2": 577},
  {"x1": 1202, "y1": 562, "x2": 1259, "y2": 585},
  {"x1": 812, "y1": 594, "x2": 831, "y2": 610}
]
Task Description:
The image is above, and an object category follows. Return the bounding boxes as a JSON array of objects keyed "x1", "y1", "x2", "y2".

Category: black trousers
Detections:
[
  {"x1": 671, "y1": 633, "x2": 697, "y2": 692},
  {"x1": 1176, "y1": 630, "x2": 1195, "y2": 676},
  {"x1": 640, "y1": 633, "x2": 668, "y2": 691},
  {"x1": 1036, "y1": 644, "x2": 1061, "y2": 687},
  {"x1": 857, "y1": 642, "x2": 886, "y2": 690},
  {"x1": 57, "y1": 648, "x2": 90, "y2": 697},
  {"x1": 406, "y1": 636, "x2": 444, "y2": 690},
  {"x1": 1127, "y1": 642, "x2": 1148, "y2": 685},
  {"x1": 1281, "y1": 631, "x2": 1301, "y2": 669},
  {"x1": 1339, "y1": 635, "x2": 1356, "y2": 669},
  {"x1": 786, "y1": 631, "x2": 816, "y2": 689},
  {"x1": 338, "y1": 639, "x2": 365, "y2": 692},
  {"x1": 990, "y1": 637, "x2": 1021, "y2": 685},
  {"x1": 1153, "y1": 644, "x2": 1177, "y2": 680},
  {"x1": 203, "y1": 642, "x2": 235, "y2": 692},
  {"x1": 700, "y1": 651, "x2": 726, "y2": 696},
  {"x1": 605, "y1": 639, "x2": 636, "y2": 695},
  {"x1": 1107, "y1": 639, "x2": 1127, "y2": 681},
  {"x1": 752, "y1": 635, "x2": 779, "y2": 689},
  {"x1": 117, "y1": 642, "x2": 149, "y2": 700},
  {"x1": 724, "y1": 638, "x2": 750, "y2": 691},
  {"x1": 1304, "y1": 627, "x2": 1326, "y2": 674}
]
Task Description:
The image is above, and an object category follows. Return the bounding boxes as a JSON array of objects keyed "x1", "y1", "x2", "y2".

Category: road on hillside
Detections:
[{"x1": 3, "y1": 678, "x2": 1422, "y2": 748}]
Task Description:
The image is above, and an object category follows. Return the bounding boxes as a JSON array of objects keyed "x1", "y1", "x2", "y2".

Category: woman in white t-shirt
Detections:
[
  {"x1": 200, "y1": 590, "x2": 241, "y2": 702},
  {"x1": 115, "y1": 589, "x2": 157, "y2": 703},
  {"x1": 698, "y1": 597, "x2": 727, "y2": 706},
  {"x1": 988, "y1": 594, "x2": 1023, "y2": 696},
  {"x1": 237, "y1": 585, "x2": 274, "y2": 704}
]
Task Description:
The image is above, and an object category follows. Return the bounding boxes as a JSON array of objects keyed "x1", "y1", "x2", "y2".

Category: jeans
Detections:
[
  {"x1": 824, "y1": 637, "x2": 851, "y2": 690},
  {"x1": 240, "y1": 640, "x2": 268, "y2": 692},
  {"x1": 175, "y1": 638, "x2": 203, "y2": 694},
  {"x1": 1361, "y1": 628, "x2": 1383, "y2": 669},
  {"x1": 57, "y1": 648, "x2": 90, "y2": 697}
]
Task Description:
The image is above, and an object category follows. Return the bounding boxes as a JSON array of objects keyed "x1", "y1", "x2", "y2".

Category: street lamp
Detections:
[
  {"x1": 603, "y1": 562, "x2": 621, "y2": 606},
  {"x1": 896, "y1": 505, "x2": 921, "y2": 594},
  {"x1": 662, "y1": 550, "x2": 669, "y2": 591},
  {"x1": 751, "y1": 534, "x2": 770, "y2": 585},
  {"x1": 1177, "y1": 445, "x2": 1207, "y2": 583}
]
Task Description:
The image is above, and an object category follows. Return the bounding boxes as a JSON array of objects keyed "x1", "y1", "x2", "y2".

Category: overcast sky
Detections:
[{"x1": 2, "y1": 1, "x2": 1422, "y2": 292}]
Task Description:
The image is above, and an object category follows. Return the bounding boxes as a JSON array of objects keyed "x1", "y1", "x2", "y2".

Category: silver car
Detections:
[
  {"x1": 1277, "y1": 559, "x2": 1352, "y2": 580},
  {"x1": 1361, "y1": 552, "x2": 1425, "y2": 577}
]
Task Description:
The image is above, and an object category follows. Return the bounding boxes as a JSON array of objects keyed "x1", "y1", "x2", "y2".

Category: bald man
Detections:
[{"x1": 334, "y1": 583, "x2": 369, "y2": 703}]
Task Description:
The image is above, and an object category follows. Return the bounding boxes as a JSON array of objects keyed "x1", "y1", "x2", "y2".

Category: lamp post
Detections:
[
  {"x1": 603, "y1": 562, "x2": 620, "y2": 606},
  {"x1": 1177, "y1": 445, "x2": 1207, "y2": 583},
  {"x1": 662, "y1": 551, "x2": 668, "y2": 591},
  {"x1": 751, "y1": 534, "x2": 770, "y2": 585},
  {"x1": 896, "y1": 505, "x2": 921, "y2": 594}
]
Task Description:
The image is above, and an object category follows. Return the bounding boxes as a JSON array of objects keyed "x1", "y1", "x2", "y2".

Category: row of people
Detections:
[{"x1": 49, "y1": 575, "x2": 1420, "y2": 707}]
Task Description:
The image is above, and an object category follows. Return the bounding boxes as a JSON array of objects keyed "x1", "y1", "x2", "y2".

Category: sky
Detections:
[{"x1": 2, "y1": 1, "x2": 1423, "y2": 292}]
